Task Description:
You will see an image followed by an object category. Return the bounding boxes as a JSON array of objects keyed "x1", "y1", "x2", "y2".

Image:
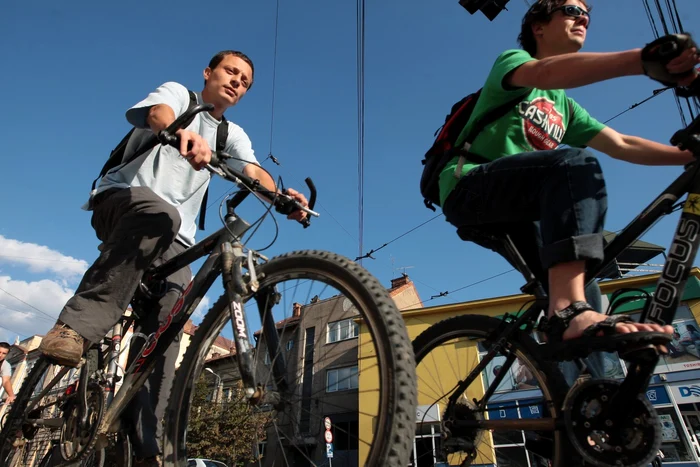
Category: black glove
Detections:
[{"x1": 642, "y1": 33, "x2": 698, "y2": 86}]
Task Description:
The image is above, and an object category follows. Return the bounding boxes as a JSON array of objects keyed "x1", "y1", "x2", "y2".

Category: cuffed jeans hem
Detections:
[{"x1": 540, "y1": 233, "x2": 604, "y2": 270}]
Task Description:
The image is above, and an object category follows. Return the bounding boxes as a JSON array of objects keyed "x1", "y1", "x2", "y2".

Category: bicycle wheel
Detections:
[
  {"x1": 163, "y1": 250, "x2": 417, "y2": 467},
  {"x1": 0, "y1": 354, "x2": 110, "y2": 467},
  {"x1": 412, "y1": 314, "x2": 569, "y2": 467}
]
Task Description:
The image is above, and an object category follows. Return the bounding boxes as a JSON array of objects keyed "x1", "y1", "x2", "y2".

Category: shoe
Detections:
[
  {"x1": 133, "y1": 455, "x2": 163, "y2": 467},
  {"x1": 38, "y1": 323, "x2": 86, "y2": 367}
]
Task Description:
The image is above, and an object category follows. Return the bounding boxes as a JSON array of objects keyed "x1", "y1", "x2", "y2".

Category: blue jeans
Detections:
[{"x1": 443, "y1": 148, "x2": 610, "y2": 384}]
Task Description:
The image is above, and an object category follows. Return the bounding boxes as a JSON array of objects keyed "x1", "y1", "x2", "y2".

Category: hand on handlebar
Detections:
[
  {"x1": 667, "y1": 50, "x2": 700, "y2": 87},
  {"x1": 642, "y1": 33, "x2": 700, "y2": 87},
  {"x1": 176, "y1": 129, "x2": 212, "y2": 170},
  {"x1": 283, "y1": 187, "x2": 309, "y2": 222}
]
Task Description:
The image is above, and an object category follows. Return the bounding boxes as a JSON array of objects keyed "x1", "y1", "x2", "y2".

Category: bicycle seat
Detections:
[{"x1": 456, "y1": 225, "x2": 518, "y2": 264}]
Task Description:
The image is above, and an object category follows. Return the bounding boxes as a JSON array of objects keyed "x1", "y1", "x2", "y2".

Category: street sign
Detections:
[
  {"x1": 324, "y1": 417, "x2": 332, "y2": 430},
  {"x1": 326, "y1": 442, "x2": 334, "y2": 458},
  {"x1": 324, "y1": 430, "x2": 333, "y2": 443}
]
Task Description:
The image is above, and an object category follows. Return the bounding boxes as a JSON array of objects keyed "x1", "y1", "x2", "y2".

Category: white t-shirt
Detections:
[
  {"x1": 85, "y1": 81, "x2": 259, "y2": 246},
  {"x1": 1, "y1": 360, "x2": 10, "y2": 378}
]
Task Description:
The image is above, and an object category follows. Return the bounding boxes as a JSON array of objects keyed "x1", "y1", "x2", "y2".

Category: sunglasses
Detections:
[{"x1": 552, "y1": 5, "x2": 590, "y2": 27}]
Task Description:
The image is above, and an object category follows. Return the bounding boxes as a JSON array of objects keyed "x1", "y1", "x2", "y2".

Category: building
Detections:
[
  {"x1": 233, "y1": 274, "x2": 423, "y2": 467},
  {"x1": 357, "y1": 269, "x2": 700, "y2": 467}
]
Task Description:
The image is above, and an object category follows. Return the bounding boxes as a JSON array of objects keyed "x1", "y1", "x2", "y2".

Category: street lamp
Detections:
[{"x1": 204, "y1": 367, "x2": 221, "y2": 402}]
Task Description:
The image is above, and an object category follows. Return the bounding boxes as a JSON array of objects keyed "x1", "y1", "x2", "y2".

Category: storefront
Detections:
[{"x1": 359, "y1": 269, "x2": 700, "y2": 467}]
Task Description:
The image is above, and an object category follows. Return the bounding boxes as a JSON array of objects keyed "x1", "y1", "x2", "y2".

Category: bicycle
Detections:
[
  {"x1": 0, "y1": 102, "x2": 417, "y2": 467},
  {"x1": 411, "y1": 78, "x2": 700, "y2": 467}
]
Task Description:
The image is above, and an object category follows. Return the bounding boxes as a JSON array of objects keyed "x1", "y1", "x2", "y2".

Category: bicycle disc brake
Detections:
[{"x1": 563, "y1": 378, "x2": 660, "y2": 467}]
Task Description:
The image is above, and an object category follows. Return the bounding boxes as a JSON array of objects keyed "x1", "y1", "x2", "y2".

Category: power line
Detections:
[
  {"x1": 355, "y1": 214, "x2": 442, "y2": 261},
  {"x1": 0, "y1": 323, "x2": 28, "y2": 339},
  {"x1": 603, "y1": 86, "x2": 670, "y2": 124},
  {"x1": 357, "y1": 0, "x2": 366, "y2": 265},
  {"x1": 0, "y1": 285, "x2": 57, "y2": 322},
  {"x1": 267, "y1": 0, "x2": 281, "y2": 163}
]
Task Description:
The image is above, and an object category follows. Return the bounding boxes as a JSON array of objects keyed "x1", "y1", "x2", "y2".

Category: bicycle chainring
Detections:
[
  {"x1": 60, "y1": 383, "x2": 105, "y2": 463},
  {"x1": 563, "y1": 378, "x2": 660, "y2": 467}
]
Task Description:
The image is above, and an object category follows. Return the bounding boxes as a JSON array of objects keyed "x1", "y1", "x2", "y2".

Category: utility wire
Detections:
[
  {"x1": 0, "y1": 286, "x2": 56, "y2": 322},
  {"x1": 603, "y1": 87, "x2": 670, "y2": 124},
  {"x1": 266, "y1": 0, "x2": 281, "y2": 166},
  {"x1": 355, "y1": 214, "x2": 441, "y2": 261},
  {"x1": 357, "y1": 0, "x2": 366, "y2": 265}
]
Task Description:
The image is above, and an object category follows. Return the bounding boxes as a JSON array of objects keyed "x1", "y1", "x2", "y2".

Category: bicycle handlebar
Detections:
[{"x1": 157, "y1": 103, "x2": 319, "y2": 228}]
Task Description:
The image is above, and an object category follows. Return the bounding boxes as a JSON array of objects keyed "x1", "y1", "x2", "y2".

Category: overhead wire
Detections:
[{"x1": 357, "y1": 0, "x2": 366, "y2": 265}]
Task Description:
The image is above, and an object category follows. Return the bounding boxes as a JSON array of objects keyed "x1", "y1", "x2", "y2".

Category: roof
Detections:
[
  {"x1": 184, "y1": 319, "x2": 235, "y2": 352},
  {"x1": 598, "y1": 230, "x2": 666, "y2": 279}
]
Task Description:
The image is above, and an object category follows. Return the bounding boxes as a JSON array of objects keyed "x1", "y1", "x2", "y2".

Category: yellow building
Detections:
[{"x1": 360, "y1": 269, "x2": 700, "y2": 466}]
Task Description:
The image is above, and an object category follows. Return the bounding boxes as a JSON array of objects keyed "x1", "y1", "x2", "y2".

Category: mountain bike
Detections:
[
  {"x1": 0, "y1": 103, "x2": 417, "y2": 467},
  {"x1": 412, "y1": 79, "x2": 700, "y2": 467}
]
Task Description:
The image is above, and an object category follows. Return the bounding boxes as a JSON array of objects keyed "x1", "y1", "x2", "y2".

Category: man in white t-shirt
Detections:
[
  {"x1": 37, "y1": 50, "x2": 309, "y2": 466},
  {"x1": 0, "y1": 342, "x2": 15, "y2": 405}
]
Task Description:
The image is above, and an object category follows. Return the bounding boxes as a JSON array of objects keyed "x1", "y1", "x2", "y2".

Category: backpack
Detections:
[
  {"x1": 419, "y1": 89, "x2": 525, "y2": 211},
  {"x1": 92, "y1": 90, "x2": 229, "y2": 230}
]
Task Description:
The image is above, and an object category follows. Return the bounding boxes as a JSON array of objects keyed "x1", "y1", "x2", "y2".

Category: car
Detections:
[{"x1": 187, "y1": 459, "x2": 229, "y2": 467}]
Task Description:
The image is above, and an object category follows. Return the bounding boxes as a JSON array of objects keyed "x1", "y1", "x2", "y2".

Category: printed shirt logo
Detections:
[{"x1": 519, "y1": 97, "x2": 566, "y2": 150}]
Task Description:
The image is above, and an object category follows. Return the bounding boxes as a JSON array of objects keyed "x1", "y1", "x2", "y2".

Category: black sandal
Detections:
[{"x1": 538, "y1": 301, "x2": 672, "y2": 361}]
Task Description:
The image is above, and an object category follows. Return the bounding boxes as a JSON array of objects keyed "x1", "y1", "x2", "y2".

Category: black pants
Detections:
[{"x1": 59, "y1": 187, "x2": 191, "y2": 458}]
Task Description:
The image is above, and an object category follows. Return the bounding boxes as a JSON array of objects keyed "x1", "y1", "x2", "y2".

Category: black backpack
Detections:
[
  {"x1": 92, "y1": 90, "x2": 228, "y2": 230},
  {"x1": 419, "y1": 88, "x2": 524, "y2": 211}
]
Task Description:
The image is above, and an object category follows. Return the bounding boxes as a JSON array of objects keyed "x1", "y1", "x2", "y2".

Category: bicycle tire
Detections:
[
  {"x1": 412, "y1": 314, "x2": 569, "y2": 467},
  {"x1": 0, "y1": 355, "x2": 51, "y2": 464},
  {"x1": 162, "y1": 250, "x2": 417, "y2": 466}
]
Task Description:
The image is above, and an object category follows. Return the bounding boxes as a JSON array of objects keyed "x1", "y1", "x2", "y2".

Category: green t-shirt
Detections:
[{"x1": 437, "y1": 49, "x2": 607, "y2": 206}]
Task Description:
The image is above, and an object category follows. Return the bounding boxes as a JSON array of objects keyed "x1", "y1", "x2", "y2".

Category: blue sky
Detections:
[{"x1": 1, "y1": 0, "x2": 699, "y2": 343}]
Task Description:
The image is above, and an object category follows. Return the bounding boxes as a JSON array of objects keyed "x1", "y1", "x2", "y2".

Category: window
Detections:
[
  {"x1": 286, "y1": 339, "x2": 294, "y2": 351},
  {"x1": 327, "y1": 319, "x2": 358, "y2": 343},
  {"x1": 326, "y1": 366, "x2": 358, "y2": 392},
  {"x1": 332, "y1": 419, "x2": 359, "y2": 450}
]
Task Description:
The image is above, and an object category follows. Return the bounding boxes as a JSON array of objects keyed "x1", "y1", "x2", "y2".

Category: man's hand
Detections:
[
  {"x1": 284, "y1": 187, "x2": 309, "y2": 222},
  {"x1": 176, "y1": 129, "x2": 212, "y2": 170},
  {"x1": 5, "y1": 394, "x2": 15, "y2": 404},
  {"x1": 666, "y1": 48, "x2": 700, "y2": 86}
]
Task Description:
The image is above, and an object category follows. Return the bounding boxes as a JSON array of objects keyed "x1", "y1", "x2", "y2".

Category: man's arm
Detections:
[
  {"x1": 2, "y1": 376, "x2": 15, "y2": 404},
  {"x1": 588, "y1": 127, "x2": 694, "y2": 166},
  {"x1": 509, "y1": 48, "x2": 698, "y2": 90}
]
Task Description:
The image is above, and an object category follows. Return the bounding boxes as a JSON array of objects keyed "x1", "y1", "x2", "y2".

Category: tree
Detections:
[{"x1": 186, "y1": 375, "x2": 272, "y2": 465}]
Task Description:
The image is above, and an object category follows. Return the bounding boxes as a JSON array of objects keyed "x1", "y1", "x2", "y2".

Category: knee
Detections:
[
  {"x1": 156, "y1": 203, "x2": 182, "y2": 242},
  {"x1": 130, "y1": 189, "x2": 182, "y2": 241},
  {"x1": 557, "y1": 148, "x2": 602, "y2": 172}
]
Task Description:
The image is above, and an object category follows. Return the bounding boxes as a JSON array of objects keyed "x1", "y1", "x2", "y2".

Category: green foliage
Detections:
[{"x1": 186, "y1": 375, "x2": 271, "y2": 466}]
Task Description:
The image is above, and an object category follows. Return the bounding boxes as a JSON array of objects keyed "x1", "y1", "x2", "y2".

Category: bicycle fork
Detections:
[{"x1": 220, "y1": 243, "x2": 287, "y2": 407}]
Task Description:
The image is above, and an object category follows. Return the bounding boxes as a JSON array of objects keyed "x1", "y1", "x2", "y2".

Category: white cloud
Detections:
[
  {"x1": 0, "y1": 276, "x2": 72, "y2": 340},
  {"x1": 0, "y1": 235, "x2": 88, "y2": 279},
  {"x1": 192, "y1": 295, "x2": 212, "y2": 321}
]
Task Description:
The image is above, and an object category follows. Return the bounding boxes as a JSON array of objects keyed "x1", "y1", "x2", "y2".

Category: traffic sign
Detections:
[
  {"x1": 324, "y1": 430, "x2": 333, "y2": 443},
  {"x1": 326, "y1": 442, "x2": 334, "y2": 458},
  {"x1": 324, "y1": 417, "x2": 332, "y2": 430}
]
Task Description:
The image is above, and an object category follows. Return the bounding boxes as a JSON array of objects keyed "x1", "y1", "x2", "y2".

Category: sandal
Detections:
[{"x1": 538, "y1": 301, "x2": 672, "y2": 361}]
